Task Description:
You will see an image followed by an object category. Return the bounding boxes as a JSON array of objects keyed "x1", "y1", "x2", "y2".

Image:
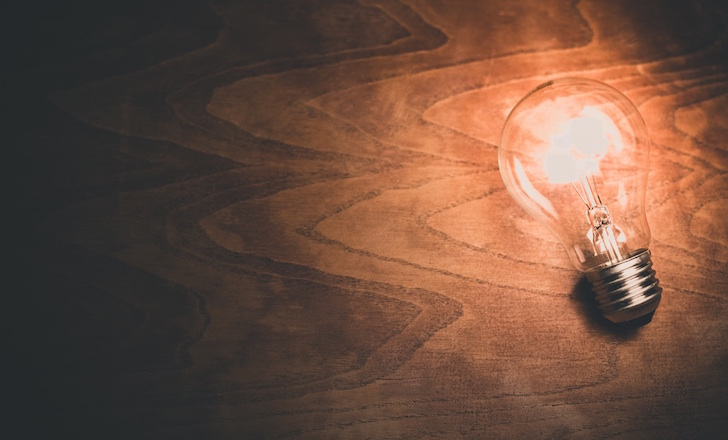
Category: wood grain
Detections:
[{"x1": 8, "y1": 0, "x2": 728, "y2": 438}]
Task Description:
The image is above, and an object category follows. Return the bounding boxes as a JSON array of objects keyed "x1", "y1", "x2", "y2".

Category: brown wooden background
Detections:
[{"x1": 7, "y1": 0, "x2": 728, "y2": 438}]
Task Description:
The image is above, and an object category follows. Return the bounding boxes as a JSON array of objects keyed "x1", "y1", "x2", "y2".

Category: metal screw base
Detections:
[{"x1": 585, "y1": 249, "x2": 662, "y2": 324}]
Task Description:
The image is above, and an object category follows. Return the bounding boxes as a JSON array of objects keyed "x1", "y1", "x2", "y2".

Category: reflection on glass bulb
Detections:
[{"x1": 499, "y1": 78, "x2": 662, "y2": 324}]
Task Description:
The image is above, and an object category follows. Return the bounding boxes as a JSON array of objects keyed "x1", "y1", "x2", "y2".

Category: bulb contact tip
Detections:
[{"x1": 585, "y1": 249, "x2": 662, "y2": 324}]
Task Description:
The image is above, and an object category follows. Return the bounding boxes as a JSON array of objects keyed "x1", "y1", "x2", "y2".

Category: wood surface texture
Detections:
[{"x1": 7, "y1": 0, "x2": 728, "y2": 438}]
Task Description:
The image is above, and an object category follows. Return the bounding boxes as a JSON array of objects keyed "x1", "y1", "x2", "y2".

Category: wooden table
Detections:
[{"x1": 9, "y1": 1, "x2": 728, "y2": 438}]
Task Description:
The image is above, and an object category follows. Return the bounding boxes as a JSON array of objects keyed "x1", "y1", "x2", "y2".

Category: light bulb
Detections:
[{"x1": 498, "y1": 77, "x2": 661, "y2": 324}]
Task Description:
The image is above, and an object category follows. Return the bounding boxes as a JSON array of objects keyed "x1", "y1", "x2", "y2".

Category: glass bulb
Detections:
[{"x1": 498, "y1": 77, "x2": 661, "y2": 324}]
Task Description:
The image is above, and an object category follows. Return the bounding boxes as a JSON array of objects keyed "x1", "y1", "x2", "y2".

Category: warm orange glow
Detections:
[{"x1": 543, "y1": 107, "x2": 622, "y2": 185}]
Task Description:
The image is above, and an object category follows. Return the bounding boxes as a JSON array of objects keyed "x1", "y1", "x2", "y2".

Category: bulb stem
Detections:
[{"x1": 585, "y1": 249, "x2": 662, "y2": 324}]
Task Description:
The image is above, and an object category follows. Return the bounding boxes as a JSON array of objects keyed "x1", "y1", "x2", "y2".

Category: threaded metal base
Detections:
[{"x1": 585, "y1": 249, "x2": 662, "y2": 324}]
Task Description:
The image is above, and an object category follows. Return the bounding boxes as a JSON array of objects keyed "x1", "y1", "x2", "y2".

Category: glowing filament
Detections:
[{"x1": 543, "y1": 110, "x2": 626, "y2": 264}]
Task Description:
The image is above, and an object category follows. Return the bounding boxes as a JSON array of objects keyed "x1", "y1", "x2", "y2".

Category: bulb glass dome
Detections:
[{"x1": 499, "y1": 77, "x2": 650, "y2": 271}]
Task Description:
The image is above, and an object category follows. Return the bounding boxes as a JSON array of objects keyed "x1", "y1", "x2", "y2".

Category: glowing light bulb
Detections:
[{"x1": 498, "y1": 78, "x2": 661, "y2": 324}]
